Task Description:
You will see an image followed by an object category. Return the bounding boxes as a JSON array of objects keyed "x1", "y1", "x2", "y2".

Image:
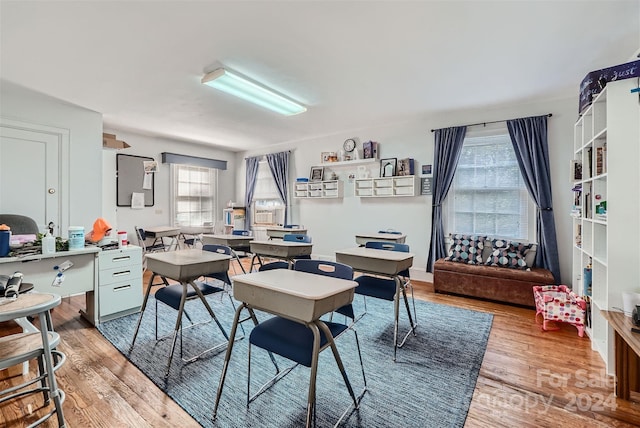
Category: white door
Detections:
[{"x1": 0, "y1": 126, "x2": 60, "y2": 234}]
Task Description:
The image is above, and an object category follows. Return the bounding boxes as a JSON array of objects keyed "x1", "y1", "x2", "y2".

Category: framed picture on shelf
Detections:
[
  {"x1": 309, "y1": 166, "x2": 324, "y2": 181},
  {"x1": 380, "y1": 158, "x2": 397, "y2": 177}
]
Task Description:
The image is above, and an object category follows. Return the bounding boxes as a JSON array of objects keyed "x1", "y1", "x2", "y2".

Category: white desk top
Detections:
[
  {"x1": 266, "y1": 227, "x2": 308, "y2": 238},
  {"x1": 335, "y1": 247, "x2": 414, "y2": 276},
  {"x1": 250, "y1": 240, "x2": 313, "y2": 259},
  {"x1": 232, "y1": 269, "x2": 356, "y2": 322},
  {"x1": 145, "y1": 226, "x2": 181, "y2": 237},
  {"x1": 0, "y1": 246, "x2": 100, "y2": 264},
  {"x1": 146, "y1": 249, "x2": 230, "y2": 282},
  {"x1": 355, "y1": 232, "x2": 407, "y2": 245}
]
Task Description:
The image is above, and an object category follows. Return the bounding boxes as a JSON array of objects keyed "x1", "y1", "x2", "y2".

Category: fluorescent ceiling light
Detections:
[{"x1": 201, "y1": 68, "x2": 307, "y2": 116}]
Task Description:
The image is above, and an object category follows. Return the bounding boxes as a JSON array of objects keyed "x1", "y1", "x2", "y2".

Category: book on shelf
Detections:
[
  {"x1": 586, "y1": 147, "x2": 593, "y2": 178},
  {"x1": 362, "y1": 141, "x2": 379, "y2": 159},
  {"x1": 595, "y1": 144, "x2": 607, "y2": 175},
  {"x1": 397, "y1": 158, "x2": 415, "y2": 176},
  {"x1": 571, "y1": 160, "x2": 582, "y2": 181}
]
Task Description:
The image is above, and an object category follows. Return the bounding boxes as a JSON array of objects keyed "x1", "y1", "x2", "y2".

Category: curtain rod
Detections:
[
  {"x1": 244, "y1": 150, "x2": 291, "y2": 160},
  {"x1": 430, "y1": 113, "x2": 552, "y2": 132}
]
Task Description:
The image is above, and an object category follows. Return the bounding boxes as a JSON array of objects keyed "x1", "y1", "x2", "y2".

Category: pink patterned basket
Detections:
[{"x1": 533, "y1": 285, "x2": 587, "y2": 337}]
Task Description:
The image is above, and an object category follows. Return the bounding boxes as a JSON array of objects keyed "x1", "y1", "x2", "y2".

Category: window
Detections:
[
  {"x1": 252, "y1": 160, "x2": 285, "y2": 226},
  {"x1": 445, "y1": 129, "x2": 534, "y2": 241},
  {"x1": 171, "y1": 164, "x2": 217, "y2": 227}
]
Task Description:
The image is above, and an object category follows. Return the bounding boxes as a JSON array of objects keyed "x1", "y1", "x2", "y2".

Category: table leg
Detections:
[
  {"x1": 214, "y1": 304, "x2": 261, "y2": 418},
  {"x1": 38, "y1": 311, "x2": 66, "y2": 427},
  {"x1": 130, "y1": 273, "x2": 164, "y2": 353},
  {"x1": 231, "y1": 249, "x2": 247, "y2": 274},
  {"x1": 306, "y1": 322, "x2": 322, "y2": 428},
  {"x1": 165, "y1": 282, "x2": 189, "y2": 377}
]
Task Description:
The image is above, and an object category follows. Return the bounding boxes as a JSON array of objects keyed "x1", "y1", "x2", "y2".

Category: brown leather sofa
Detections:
[{"x1": 433, "y1": 258, "x2": 555, "y2": 308}]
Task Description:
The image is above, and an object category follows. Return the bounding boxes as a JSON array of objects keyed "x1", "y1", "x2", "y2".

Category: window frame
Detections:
[
  {"x1": 169, "y1": 163, "x2": 218, "y2": 228},
  {"x1": 443, "y1": 124, "x2": 536, "y2": 243}
]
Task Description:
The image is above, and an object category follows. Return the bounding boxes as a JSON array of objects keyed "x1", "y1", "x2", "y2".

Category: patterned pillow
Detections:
[
  {"x1": 446, "y1": 233, "x2": 485, "y2": 265},
  {"x1": 485, "y1": 239, "x2": 534, "y2": 270}
]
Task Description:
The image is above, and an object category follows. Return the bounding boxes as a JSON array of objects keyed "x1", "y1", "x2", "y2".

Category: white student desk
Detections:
[
  {"x1": 129, "y1": 249, "x2": 231, "y2": 376},
  {"x1": 249, "y1": 239, "x2": 312, "y2": 270},
  {"x1": 144, "y1": 226, "x2": 181, "y2": 251},
  {"x1": 335, "y1": 246, "x2": 417, "y2": 360},
  {"x1": 354, "y1": 232, "x2": 407, "y2": 246},
  {"x1": 201, "y1": 234, "x2": 253, "y2": 274},
  {"x1": 265, "y1": 226, "x2": 307, "y2": 240},
  {"x1": 213, "y1": 269, "x2": 358, "y2": 427},
  {"x1": 0, "y1": 247, "x2": 100, "y2": 325}
]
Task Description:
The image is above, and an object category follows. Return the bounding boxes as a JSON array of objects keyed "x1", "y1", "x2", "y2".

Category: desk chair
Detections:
[
  {"x1": 229, "y1": 230, "x2": 252, "y2": 273},
  {"x1": 152, "y1": 244, "x2": 236, "y2": 374},
  {"x1": 378, "y1": 229, "x2": 402, "y2": 234},
  {"x1": 247, "y1": 260, "x2": 367, "y2": 427},
  {"x1": 353, "y1": 241, "x2": 417, "y2": 351},
  {"x1": 257, "y1": 234, "x2": 311, "y2": 272},
  {"x1": 283, "y1": 224, "x2": 300, "y2": 228}
]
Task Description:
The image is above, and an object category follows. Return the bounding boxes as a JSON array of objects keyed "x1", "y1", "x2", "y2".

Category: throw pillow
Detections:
[
  {"x1": 446, "y1": 233, "x2": 485, "y2": 264},
  {"x1": 485, "y1": 239, "x2": 534, "y2": 270}
]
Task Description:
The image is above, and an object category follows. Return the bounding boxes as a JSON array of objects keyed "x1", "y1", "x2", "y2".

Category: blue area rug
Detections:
[{"x1": 98, "y1": 289, "x2": 493, "y2": 427}]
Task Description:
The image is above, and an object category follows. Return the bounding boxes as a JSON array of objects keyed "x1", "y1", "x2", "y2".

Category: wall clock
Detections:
[{"x1": 343, "y1": 138, "x2": 356, "y2": 153}]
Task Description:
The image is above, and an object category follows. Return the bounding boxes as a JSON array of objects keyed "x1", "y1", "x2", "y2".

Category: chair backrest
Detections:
[
  {"x1": 283, "y1": 224, "x2": 300, "y2": 229},
  {"x1": 293, "y1": 259, "x2": 353, "y2": 280},
  {"x1": 378, "y1": 229, "x2": 402, "y2": 235},
  {"x1": 0, "y1": 214, "x2": 40, "y2": 235},
  {"x1": 283, "y1": 234, "x2": 311, "y2": 243},
  {"x1": 232, "y1": 229, "x2": 251, "y2": 236},
  {"x1": 134, "y1": 226, "x2": 146, "y2": 244},
  {"x1": 365, "y1": 241, "x2": 409, "y2": 252},
  {"x1": 202, "y1": 244, "x2": 232, "y2": 256},
  {"x1": 365, "y1": 241, "x2": 410, "y2": 277}
]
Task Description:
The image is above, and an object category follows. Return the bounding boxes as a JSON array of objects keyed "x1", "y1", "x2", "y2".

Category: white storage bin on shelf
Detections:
[
  {"x1": 294, "y1": 180, "x2": 343, "y2": 199},
  {"x1": 355, "y1": 175, "x2": 418, "y2": 198}
]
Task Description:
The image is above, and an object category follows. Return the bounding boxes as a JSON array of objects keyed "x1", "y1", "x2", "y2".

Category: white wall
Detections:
[
  {"x1": 238, "y1": 96, "x2": 577, "y2": 284},
  {"x1": 0, "y1": 80, "x2": 103, "y2": 232},
  {"x1": 102, "y1": 129, "x2": 238, "y2": 245}
]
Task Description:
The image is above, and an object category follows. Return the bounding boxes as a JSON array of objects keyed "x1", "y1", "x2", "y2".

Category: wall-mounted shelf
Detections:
[
  {"x1": 355, "y1": 175, "x2": 418, "y2": 197},
  {"x1": 316, "y1": 158, "x2": 377, "y2": 168},
  {"x1": 295, "y1": 180, "x2": 344, "y2": 199}
]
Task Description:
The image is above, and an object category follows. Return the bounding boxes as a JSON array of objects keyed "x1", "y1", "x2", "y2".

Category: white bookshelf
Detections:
[{"x1": 572, "y1": 78, "x2": 640, "y2": 374}]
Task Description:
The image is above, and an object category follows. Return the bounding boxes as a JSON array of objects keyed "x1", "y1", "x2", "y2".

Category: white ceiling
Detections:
[{"x1": 1, "y1": 1, "x2": 638, "y2": 152}]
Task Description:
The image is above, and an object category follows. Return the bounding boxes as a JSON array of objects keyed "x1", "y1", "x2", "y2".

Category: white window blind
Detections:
[
  {"x1": 252, "y1": 160, "x2": 284, "y2": 226},
  {"x1": 445, "y1": 131, "x2": 532, "y2": 241},
  {"x1": 171, "y1": 164, "x2": 217, "y2": 227}
]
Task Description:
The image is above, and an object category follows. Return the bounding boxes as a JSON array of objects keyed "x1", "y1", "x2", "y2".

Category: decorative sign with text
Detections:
[{"x1": 421, "y1": 177, "x2": 432, "y2": 195}]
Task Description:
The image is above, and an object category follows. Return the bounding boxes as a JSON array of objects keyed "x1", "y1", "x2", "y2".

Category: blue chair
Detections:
[
  {"x1": 354, "y1": 241, "x2": 417, "y2": 355},
  {"x1": 283, "y1": 224, "x2": 300, "y2": 228},
  {"x1": 152, "y1": 244, "x2": 236, "y2": 376},
  {"x1": 247, "y1": 260, "x2": 367, "y2": 426},
  {"x1": 257, "y1": 234, "x2": 311, "y2": 271},
  {"x1": 378, "y1": 229, "x2": 402, "y2": 235},
  {"x1": 232, "y1": 229, "x2": 251, "y2": 236}
]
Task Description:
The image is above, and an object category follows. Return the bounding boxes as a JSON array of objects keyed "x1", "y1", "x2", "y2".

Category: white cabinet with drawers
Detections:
[
  {"x1": 97, "y1": 245, "x2": 143, "y2": 322},
  {"x1": 355, "y1": 175, "x2": 418, "y2": 197}
]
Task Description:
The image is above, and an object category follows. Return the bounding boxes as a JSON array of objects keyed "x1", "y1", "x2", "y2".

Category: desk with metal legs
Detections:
[
  {"x1": 266, "y1": 227, "x2": 307, "y2": 240},
  {"x1": 144, "y1": 226, "x2": 181, "y2": 251},
  {"x1": 201, "y1": 234, "x2": 253, "y2": 273},
  {"x1": 129, "y1": 249, "x2": 231, "y2": 377},
  {"x1": 213, "y1": 269, "x2": 359, "y2": 427},
  {"x1": 249, "y1": 240, "x2": 313, "y2": 270},
  {"x1": 355, "y1": 232, "x2": 407, "y2": 246},
  {"x1": 335, "y1": 247, "x2": 417, "y2": 361}
]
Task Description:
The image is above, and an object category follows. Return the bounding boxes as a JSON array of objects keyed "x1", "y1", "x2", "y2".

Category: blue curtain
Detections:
[
  {"x1": 266, "y1": 151, "x2": 290, "y2": 225},
  {"x1": 507, "y1": 115, "x2": 560, "y2": 282},
  {"x1": 426, "y1": 126, "x2": 467, "y2": 272},
  {"x1": 244, "y1": 156, "x2": 261, "y2": 228}
]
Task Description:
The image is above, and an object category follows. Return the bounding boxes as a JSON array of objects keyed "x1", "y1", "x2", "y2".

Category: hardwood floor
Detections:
[{"x1": 2, "y1": 265, "x2": 640, "y2": 427}]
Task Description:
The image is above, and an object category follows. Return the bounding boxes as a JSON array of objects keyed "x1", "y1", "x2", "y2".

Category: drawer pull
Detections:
[
  {"x1": 112, "y1": 256, "x2": 131, "y2": 262},
  {"x1": 113, "y1": 270, "x2": 131, "y2": 277},
  {"x1": 113, "y1": 284, "x2": 131, "y2": 292}
]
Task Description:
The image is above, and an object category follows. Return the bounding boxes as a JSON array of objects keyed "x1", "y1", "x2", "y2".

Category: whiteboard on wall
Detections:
[{"x1": 116, "y1": 153, "x2": 154, "y2": 207}]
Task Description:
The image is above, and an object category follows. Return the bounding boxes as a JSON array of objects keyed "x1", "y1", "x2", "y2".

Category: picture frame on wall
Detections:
[
  {"x1": 310, "y1": 166, "x2": 324, "y2": 181},
  {"x1": 380, "y1": 158, "x2": 397, "y2": 177}
]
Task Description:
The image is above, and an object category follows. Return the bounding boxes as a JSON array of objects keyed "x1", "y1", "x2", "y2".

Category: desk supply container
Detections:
[
  {"x1": 42, "y1": 231, "x2": 56, "y2": 254},
  {"x1": 0, "y1": 230, "x2": 10, "y2": 257},
  {"x1": 68, "y1": 226, "x2": 84, "y2": 250},
  {"x1": 117, "y1": 230, "x2": 128, "y2": 248}
]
